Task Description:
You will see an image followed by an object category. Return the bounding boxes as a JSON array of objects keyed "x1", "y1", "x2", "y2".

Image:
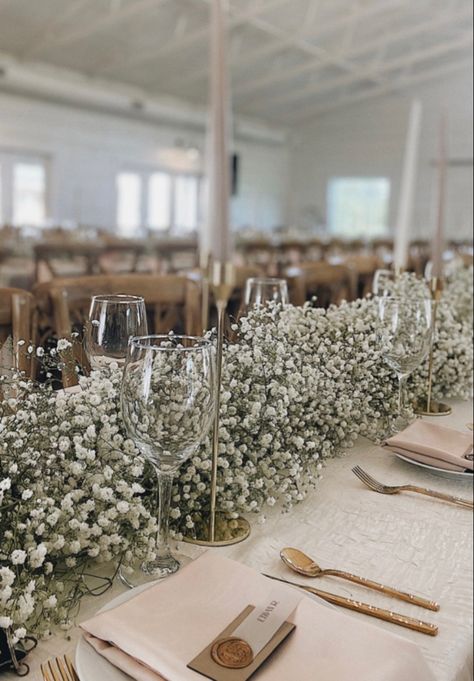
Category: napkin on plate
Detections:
[
  {"x1": 80, "y1": 552, "x2": 435, "y2": 681},
  {"x1": 384, "y1": 420, "x2": 473, "y2": 472}
]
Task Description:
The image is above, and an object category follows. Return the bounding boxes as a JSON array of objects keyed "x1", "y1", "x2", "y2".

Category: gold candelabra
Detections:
[
  {"x1": 184, "y1": 261, "x2": 251, "y2": 547},
  {"x1": 415, "y1": 276, "x2": 452, "y2": 416}
]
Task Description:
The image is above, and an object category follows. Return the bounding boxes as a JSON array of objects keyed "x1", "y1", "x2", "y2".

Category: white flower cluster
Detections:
[
  {"x1": 0, "y1": 364, "x2": 157, "y2": 638},
  {"x1": 0, "y1": 268, "x2": 471, "y2": 636}
]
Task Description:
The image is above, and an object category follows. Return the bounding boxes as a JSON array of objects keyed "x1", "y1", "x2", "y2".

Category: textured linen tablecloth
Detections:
[{"x1": 5, "y1": 401, "x2": 473, "y2": 681}]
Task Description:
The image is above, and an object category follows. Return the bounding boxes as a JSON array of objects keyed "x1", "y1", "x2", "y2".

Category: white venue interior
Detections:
[{"x1": 0, "y1": 3, "x2": 473, "y2": 681}]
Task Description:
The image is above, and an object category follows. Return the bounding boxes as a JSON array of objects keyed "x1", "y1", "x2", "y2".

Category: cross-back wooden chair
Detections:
[
  {"x1": 0, "y1": 288, "x2": 34, "y2": 381},
  {"x1": 34, "y1": 274, "x2": 202, "y2": 386},
  {"x1": 34, "y1": 242, "x2": 104, "y2": 283},
  {"x1": 237, "y1": 240, "x2": 277, "y2": 275},
  {"x1": 286, "y1": 262, "x2": 356, "y2": 308}
]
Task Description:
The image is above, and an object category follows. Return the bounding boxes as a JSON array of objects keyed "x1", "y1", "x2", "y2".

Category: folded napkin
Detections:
[
  {"x1": 81, "y1": 552, "x2": 435, "y2": 681},
  {"x1": 384, "y1": 420, "x2": 473, "y2": 472}
]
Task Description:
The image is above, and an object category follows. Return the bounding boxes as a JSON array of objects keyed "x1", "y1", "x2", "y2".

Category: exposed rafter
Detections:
[
  {"x1": 236, "y1": 7, "x2": 473, "y2": 105},
  {"x1": 242, "y1": 32, "x2": 473, "y2": 115},
  {"x1": 99, "y1": 0, "x2": 292, "y2": 75},
  {"x1": 290, "y1": 57, "x2": 474, "y2": 123},
  {"x1": 23, "y1": 0, "x2": 172, "y2": 57}
]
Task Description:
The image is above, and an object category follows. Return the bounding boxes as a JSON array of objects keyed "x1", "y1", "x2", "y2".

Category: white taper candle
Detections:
[
  {"x1": 201, "y1": 0, "x2": 232, "y2": 264},
  {"x1": 393, "y1": 99, "x2": 422, "y2": 270},
  {"x1": 431, "y1": 115, "x2": 448, "y2": 279}
]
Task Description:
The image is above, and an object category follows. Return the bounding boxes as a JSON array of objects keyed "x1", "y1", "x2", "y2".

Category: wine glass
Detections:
[
  {"x1": 243, "y1": 277, "x2": 289, "y2": 313},
  {"x1": 377, "y1": 297, "x2": 432, "y2": 431},
  {"x1": 84, "y1": 294, "x2": 148, "y2": 370},
  {"x1": 372, "y1": 269, "x2": 395, "y2": 297},
  {"x1": 121, "y1": 335, "x2": 216, "y2": 579}
]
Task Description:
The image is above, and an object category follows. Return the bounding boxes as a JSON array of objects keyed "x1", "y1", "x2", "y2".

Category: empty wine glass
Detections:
[
  {"x1": 84, "y1": 294, "x2": 148, "y2": 370},
  {"x1": 372, "y1": 269, "x2": 395, "y2": 297},
  {"x1": 121, "y1": 335, "x2": 216, "y2": 579},
  {"x1": 377, "y1": 297, "x2": 432, "y2": 431},
  {"x1": 243, "y1": 277, "x2": 289, "y2": 312}
]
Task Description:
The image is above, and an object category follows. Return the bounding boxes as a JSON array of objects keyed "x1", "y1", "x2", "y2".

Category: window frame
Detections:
[
  {"x1": 0, "y1": 149, "x2": 50, "y2": 226},
  {"x1": 327, "y1": 176, "x2": 391, "y2": 239},
  {"x1": 116, "y1": 164, "x2": 202, "y2": 236}
]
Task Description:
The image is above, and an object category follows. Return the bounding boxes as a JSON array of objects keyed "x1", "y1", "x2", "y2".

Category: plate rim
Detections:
[
  {"x1": 75, "y1": 580, "x2": 159, "y2": 681},
  {"x1": 394, "y1": 452, "x2": 473, "y2": 479}
]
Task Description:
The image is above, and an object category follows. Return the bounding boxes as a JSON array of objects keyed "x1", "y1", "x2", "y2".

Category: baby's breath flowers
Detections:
[{"x1": 0, "y1": 267, "x2": 471, "y2": 637}]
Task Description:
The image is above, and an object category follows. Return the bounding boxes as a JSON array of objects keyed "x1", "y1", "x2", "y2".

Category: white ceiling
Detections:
[{"x1": 0, "y1": 0, "x2": 472, "y2": 125}]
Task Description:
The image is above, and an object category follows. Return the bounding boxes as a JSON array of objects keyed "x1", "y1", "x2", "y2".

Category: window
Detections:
[
  {"x1": 174, "y1": 175, "x2": 198, "y2": 232},
  {"x1": 0, "y1": 153, "x2": 48, "y2": 226},
  {"x1": 327, "y1": 178, "x2": 390, "y2": 238},
  {"x1": 13, "y1": 163, "x2": 46, "y2": 226},
  {"x1": 148, "y1": 172, "x2": 171, "y2": 231},
  {"x1": 117, "y1": 172, "x2": 142, "y2": 236},
  {"x1": 116, "y1": 168, "x2": 201, "y2": 235}
]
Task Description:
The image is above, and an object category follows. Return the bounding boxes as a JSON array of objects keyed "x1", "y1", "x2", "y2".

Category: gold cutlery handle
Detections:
[
  {"x1": 262, "y1": 574, "x2": 438, "y2": 637},
  {"x1": 405, "y1": 485, "x2": 473, "y2": 508},
  {"x1": 324, "y1": 569, "x2": 440, "y2": 611},
  {"x1": 302, "y1": 584, "x2": 438, "y2": 637}
]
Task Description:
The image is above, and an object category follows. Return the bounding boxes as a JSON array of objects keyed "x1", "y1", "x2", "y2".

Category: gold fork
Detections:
[
  {"x1": 40, "y1": 656, "x2": 79, "y2": 681},
  {"x1": 352, "y1": 466, "x2": 473, "y2": 509}
]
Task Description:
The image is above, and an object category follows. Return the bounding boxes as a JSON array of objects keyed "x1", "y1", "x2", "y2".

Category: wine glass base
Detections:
[{"x1": 119, "y1": 553, "x2": 191, "y2": 589}]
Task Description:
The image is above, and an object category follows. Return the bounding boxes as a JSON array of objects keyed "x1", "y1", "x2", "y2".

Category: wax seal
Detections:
[{"x1": 210, "y1": 637, "x2": 254, "y2": 669}]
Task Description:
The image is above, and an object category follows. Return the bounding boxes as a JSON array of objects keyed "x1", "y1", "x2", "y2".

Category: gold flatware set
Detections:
[
  {"x1": 265, "y1": 546, "x2": 441, "y2": 636},
  {"x1": 40, "y1": 656, "x2": 79, "y2": 681}
]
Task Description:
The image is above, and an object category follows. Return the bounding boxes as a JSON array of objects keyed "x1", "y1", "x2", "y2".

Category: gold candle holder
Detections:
[
  {"x1": 184, "y1": 261, "x2": 251, "y2": 547},
  {"x1": 414, "y1": 276, "x2": 452, "y2": 416}
]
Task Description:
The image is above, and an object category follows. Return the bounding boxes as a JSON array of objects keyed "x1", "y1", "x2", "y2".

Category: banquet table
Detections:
[{"x1": 5, "y1": 400, "x2": 473, "y2": 681}]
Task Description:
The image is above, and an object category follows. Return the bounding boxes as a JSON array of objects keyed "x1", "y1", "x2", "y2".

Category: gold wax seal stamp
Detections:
[{"x1": 211, "y1": 637, "x2": 254, "y2": 669}]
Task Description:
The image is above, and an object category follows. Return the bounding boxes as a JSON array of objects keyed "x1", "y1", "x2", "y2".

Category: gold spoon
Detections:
[{"x1": 280, "y1": 547, "x2": 439, "y2": 612}]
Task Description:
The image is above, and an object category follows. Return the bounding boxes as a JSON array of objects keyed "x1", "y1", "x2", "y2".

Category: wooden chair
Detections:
[
  {"x1": 34, "y1": 273, "x2": 202, "y2": 339},
  {"x1": 286, "y1": 262, "x2": 356, "y2": 308},
  {"x1": 34, "y1": 242, "x2": 104, "y2": 282},
  {"x1": 237, "y1": 240, "x2": 277, "y2": 275},
  {"x1": 0, "y1": 287, "x2": 33, "y2": 378},
  {"x1": 343, "y1": 254, "x2": 382, "y2": 298},
  {"x1": 153, "y1": 238, "x2": 199, "y2": 274}
]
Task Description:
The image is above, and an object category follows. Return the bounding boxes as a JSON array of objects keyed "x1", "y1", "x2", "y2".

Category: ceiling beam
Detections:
[
  {"x1": 242, "y1": 31, "x2": 473, "y2": 114},
  {"x1": 236, "y1": 7, "x2": 473, "y2": 105},
  {"x1": 166, "y1": 0, "x2": 407, "y2": 91},
  {"x1": 99, "y1": 0, "x2": 292, "y2": 76},
  {"x1": 287, "y1": 56, "x2": 473, "y2": 123},
  {"x1": 23, "y1": 0, "x2": 172, "y2": 58}
]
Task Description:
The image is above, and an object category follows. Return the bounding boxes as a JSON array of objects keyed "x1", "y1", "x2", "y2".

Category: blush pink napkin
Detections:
[
  {"x1": 80, "y1": 552, "x2": 435, "y2": 681},
  {"x1": 384, "y1": 420, "x2": 473, "y2": 472}
]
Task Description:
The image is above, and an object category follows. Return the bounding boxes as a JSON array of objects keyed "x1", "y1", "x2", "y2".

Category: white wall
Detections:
[
  {"x1": 289, "y1": 66, "x2": 474, "y2": 240},
  {"x1": 0, "y1": 92, "x2": 290, "y2": 232}
]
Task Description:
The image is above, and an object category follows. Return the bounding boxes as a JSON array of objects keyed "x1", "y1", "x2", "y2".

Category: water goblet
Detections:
[
  {"x1": 84, "y1": 294, "x2": 148, "y2": 370},
  {"x1": 121, "y1": 335, "x2": 216, "y2": 580},
  {"x1": 377, "y1": 296, "x2": 432, "y2": 432},
  {"x1": 243, "y1": 277, "x2": 289, "y2": 313}
]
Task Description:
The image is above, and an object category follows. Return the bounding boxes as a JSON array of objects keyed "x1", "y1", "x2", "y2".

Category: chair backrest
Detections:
[
  {"x1": 34, "y1": 242, "x2": 104, "y2": 282},
  {"x1": 34, "y1": 274, "x2": 202, "y2": 340},
  {"x1": 286, "y1": 262, "x2": 356, "y2": 307},
  {"x1": 0, "y1": 287, "x2": 33, "y2": 376}
]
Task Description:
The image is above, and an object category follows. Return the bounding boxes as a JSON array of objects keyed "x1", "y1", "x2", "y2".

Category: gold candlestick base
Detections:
[
  {"x1": 414, "y1": 399, "x2": 452, "y2": 416},
  {"x1": 183, "y1": 513, "x2": 251, "y2": 547},
  {"x1": 183, "y1": 260, "x2": 251, "y2": 547}
]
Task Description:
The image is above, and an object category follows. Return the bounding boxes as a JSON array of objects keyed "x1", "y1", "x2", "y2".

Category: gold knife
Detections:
[{"x1": 263, "y1": 574, "x2": 438, "y2": 637}]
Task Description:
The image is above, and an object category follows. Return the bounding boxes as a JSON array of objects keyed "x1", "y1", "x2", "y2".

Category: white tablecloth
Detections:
[{"x1": 5, "y1": 401, "x2": 473, "y2": 681}]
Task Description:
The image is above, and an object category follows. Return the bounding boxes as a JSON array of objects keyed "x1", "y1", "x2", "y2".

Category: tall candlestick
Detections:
[
  {"x1": 393, "y1": 99, "x2": 422, "y2": 271},
  {"x1": 431, "y1": 115, "x2": 448, "y2": 279},
  {"x1": 202, "y1": 0, "x2": 232, "y2": 264}
]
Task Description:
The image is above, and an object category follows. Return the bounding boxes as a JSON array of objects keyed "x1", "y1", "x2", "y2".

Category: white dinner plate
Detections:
[
  {"x1": 76, "y1": 581, "x2": 158, "y2": 681},
  {"x1": 394, "y1": 452, "x2": 474, "y2": 480}
]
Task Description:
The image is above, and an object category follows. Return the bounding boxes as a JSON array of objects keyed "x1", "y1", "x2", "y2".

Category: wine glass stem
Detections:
[
  {"x1": 397, "y1": 373, "x2": 408, "y2": 416},
  {"x1": 154, "y1": 468, "x2": 174, "y2": 560}
]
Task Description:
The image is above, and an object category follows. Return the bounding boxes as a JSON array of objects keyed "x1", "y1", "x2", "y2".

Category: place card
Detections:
[{"x1": 188, "y1": 591, "x2": 300, "y2": 681}]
